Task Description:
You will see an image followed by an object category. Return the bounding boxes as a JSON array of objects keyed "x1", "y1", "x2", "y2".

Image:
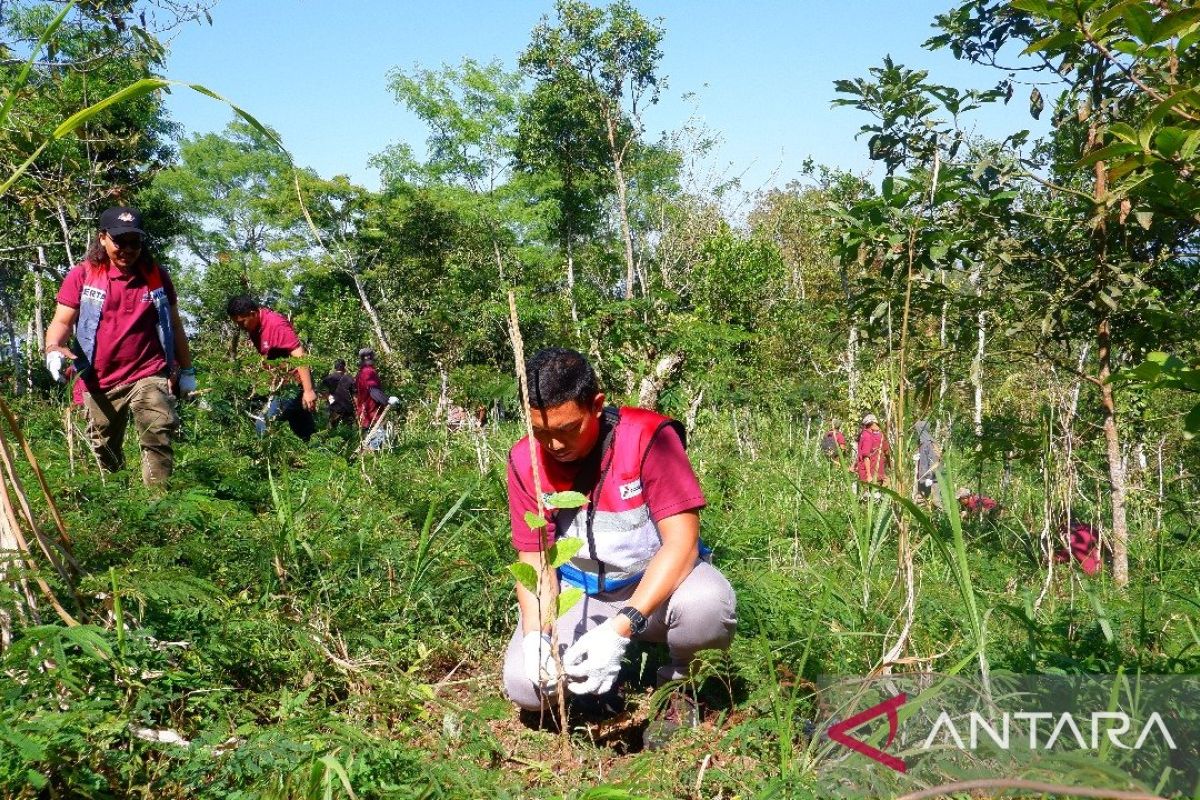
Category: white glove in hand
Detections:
[
  {"x1": 388, "y1": 395, "x2": 400, "y2": 406},
  {"x1": 178, "y1": 367, "x2": 197, "y2": 394},
  {"x1": 328, "y1": 395, "x2": 336, "y2": 405},
  {"x1": 45, "y1": 351, "x2": 65, "y2": 383},
  {"x1": 562, "y1": 620, "x2": 630, "y2": 695},
  {"x1": 522, "y1": 632, "x2": 559, "y2": 690}
]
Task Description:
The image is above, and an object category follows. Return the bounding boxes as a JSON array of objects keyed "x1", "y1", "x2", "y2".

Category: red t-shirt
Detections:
[
  {"x1": 355, "y1": 365, "x2": 383, "y2": 429},
  {"x1": 248, "y1": 308, "x2": 301, "y2": 360},
  {"x1": 507, "y1": 424, "x2": 706, "y2": 552},
  {"x1": 855, "y1": 428, "x2": 890, "y2": 482},
  {"x1": 56, "y1": 261, "x2": 177, "y2": 392}
]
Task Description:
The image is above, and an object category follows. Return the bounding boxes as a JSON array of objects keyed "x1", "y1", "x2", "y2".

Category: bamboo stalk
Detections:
[
  {"x1": 506, "y1": 290, "x2": 571, "y2": 746},
  {"x1": 0, "y1": 427, "x2": 76, "y2": 589},
  {"x1": 0, "y1": 460, "x2": 78, "y2": 628},
  {"x1": 0, "y1": 395, "x2": 78, "y2": 554}
]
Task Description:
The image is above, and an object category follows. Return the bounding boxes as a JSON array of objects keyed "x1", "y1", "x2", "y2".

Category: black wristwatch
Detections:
[{"x1": 617, "y1": 606, "x2": 648, "y2": 635}]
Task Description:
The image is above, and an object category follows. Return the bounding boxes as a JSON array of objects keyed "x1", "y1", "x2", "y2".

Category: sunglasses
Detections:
[{"x1": 106, "y1": 233, "x2": 144, "y2": 249}]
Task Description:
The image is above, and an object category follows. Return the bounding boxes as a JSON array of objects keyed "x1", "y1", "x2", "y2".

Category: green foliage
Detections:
[
  {"x1": 545, "y1": 490, "x2": 588, "y2": 510},
  {"x1": 1122, "y1": 351, "x2": 1200, "y2": 437},
  {"x1": 379, "y1": 58, "x2": 523, "y2": 193},
  {"x1": 3, "y1": 2, "x2": 1200, "y2": 797}
]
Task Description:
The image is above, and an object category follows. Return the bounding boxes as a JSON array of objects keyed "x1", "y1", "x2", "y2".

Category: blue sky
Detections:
[{"x1": 162, "y1": 0, "x2": 1047, "y2": 194}]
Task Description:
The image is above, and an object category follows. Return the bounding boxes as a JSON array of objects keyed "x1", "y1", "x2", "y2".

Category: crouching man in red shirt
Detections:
[
  {"x1": 502, "y1": 348, "x2": 736, "y2": 727},
  {"x1": 226, "y1": 296, "x2": 318, "y2": 442}
]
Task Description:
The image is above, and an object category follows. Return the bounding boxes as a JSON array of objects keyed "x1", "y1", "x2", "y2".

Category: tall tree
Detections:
[
  {"x1": 152, "y1": 120, "x2": 310, "y2": 336},
  {"x1": 289, "y1": 173, "x2": 394, "y2": 355},
  {"x1": 515, "y1": 69, "x2": 609, "y2": 323},
  {"x1": 376, "y1": 58, "x2": 529, "y2": 281},
  {"x1": 521, "y1": 0, "x2": 665, "y2": 300}
]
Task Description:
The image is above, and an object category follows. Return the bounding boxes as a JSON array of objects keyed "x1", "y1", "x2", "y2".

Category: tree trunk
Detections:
[
  {"x1": 970, "y1": 266, "x2": 985, "y2": 439},
  {"x1": 0, "y1": 294, "x2": 19, "y2": 396},
  {"x1": 55, "y1": 203, "x2": 76, "y2": 266},
  {"x1": 684, "y1": 386, "x2": 704, "y2": 436},
  {"x1": 605, "y1": 114, "x2": 637, "y2": 301},
  {"x1": 844, "y1": 249, "x2": 863, "y2": 408},
  {"x1": 1086, "y1": 90, "x2": 1129, "y2": 587},
  {"x1": 491, "y1": 238, "x2": 507, "y2": 284},
  {"x1": 565, "y1": 236, "x2": 579, "y2": 326},
  {"x1": 25, "y1": 321, "x2": 34, "y2": 395},
  {"x1": 847, "y1": 325, "x2": 859, "y2": 409},
  {"x1": 34, "y1": 248, "x2": 46, "y2": 353},
  {"x1": 1097, "y1": 316, "x2": 1129, "y2": 586},
  {"x1": 350, "y1": 273, "x2": 393, "y2": 356},
  {"x1": 938, "y1": 295, "x2": 948, "y2": 407},
  {"x1": 1155, "y1": 436, "x2": 1166, "y2": 532},
  {"x1": 637, "y1": 352, "x2": 683, "y2": 410}
]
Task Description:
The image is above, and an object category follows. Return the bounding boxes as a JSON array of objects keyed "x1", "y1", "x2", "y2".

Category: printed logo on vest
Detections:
[{"x1": 619, "y1": 479, "x2": 643, "y2": 500}]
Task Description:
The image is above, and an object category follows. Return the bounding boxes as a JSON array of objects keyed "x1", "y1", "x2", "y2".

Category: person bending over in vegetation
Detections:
[
  {"x1": 226, "y1": 295, "x2": 317, "y2": 442},
  {"x1": 955, "y1": 488, "x2": 999, "y2": 520},
  {"x1": 913, "y1": 420, "x2": 941, "y2": 505},
  {"x1": 1054, "y1": 517, "x2": 1101, "y2": 576},
  {"x1": 855, "y1": 413, "x2": 889, "y2": 487},
  {"x1": 322, "y1": 359, "x2": 356, "y2": 429},
  {"x1": 820, "y1": 423, "x2": 847, "y2": 462},
  {"x1": 44, "y1": 207, "x2": 195, "y2": 487},
  {"x1": 503, "y1": 348, "x2": 737, "y2": 728},
  {"x1": 354, "y1": 348, "x2": 398, "y2": 449}
]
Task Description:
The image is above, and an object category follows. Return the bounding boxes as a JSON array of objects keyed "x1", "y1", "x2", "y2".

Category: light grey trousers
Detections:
[{"x1": 502, "y1": 560, "x2": 737, "y2": 710}]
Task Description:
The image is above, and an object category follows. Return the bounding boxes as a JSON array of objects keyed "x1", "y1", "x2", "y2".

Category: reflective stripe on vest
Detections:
[{"x1": 74, "y1": 262, "x2": 176, "y2": 377}]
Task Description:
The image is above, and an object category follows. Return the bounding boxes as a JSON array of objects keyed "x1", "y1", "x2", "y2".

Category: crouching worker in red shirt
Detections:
[
  {"x1": 226, "y1": 295, "x2": 318, "y2": 442},
  {"x1": 502, "y1": 348, "x2": 737, "y2": 723}
]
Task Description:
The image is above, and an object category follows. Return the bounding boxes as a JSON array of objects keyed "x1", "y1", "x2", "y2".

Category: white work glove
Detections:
[
  {"x1": 388, "y1": 395, "x2": 400, "y2": 406},
  {"x1": 45, "y1": 351, "x2": 66, "y2": 383},
  {"x1": 328, "y1": 395, "x2": 335, "y2": 405},
  {"x1": 562, "y1": 620, "x2": 630, "y2": 695},
  {"x1": 921, "y1": 478, "x2": 934, "y2": 488},
  {"x1": 178, "y1": 367, "x2": 197, "y2": 394},
  {"x1": 522, "y1": 632, "x2": 559, "y2": 690}
]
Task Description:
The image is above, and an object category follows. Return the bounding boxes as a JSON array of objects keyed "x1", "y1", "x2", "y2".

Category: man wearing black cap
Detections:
[{"x1": 44, "y1": 207, "x2": 195, "y2": 486}]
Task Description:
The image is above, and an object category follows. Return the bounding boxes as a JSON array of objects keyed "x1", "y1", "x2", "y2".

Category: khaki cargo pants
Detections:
[{"x1": 82, "y1": 375, "x2": 179, "y2": 486}]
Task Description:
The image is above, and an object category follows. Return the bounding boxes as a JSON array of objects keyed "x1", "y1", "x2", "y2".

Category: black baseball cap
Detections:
[{"x1": 98, "y1": 207, "x2": 145, "y2": 238}]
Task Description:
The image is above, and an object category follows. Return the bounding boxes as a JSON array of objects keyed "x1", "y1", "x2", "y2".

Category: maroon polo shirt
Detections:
[
  {"x1": 355, "y1": 364, "x2": 384, "y2": 429},
  {"x1": 507, "y1": 424, "x2": 706, "y2": 552},
  {"x1": 56, "y1": 260, "x2": 177, "y2": 393},
  {"x1": 248, "y1": 308, "x2": 302, "y2": 360}
]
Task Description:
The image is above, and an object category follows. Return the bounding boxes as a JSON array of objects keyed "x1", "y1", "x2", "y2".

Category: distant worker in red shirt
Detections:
[
  {"x1": 855, "y1": 413, "x2": 890, "y2": 486},
  {"x1": 819, "y1": 423, "x2": 847, "y2": 462},
  {"x1": 44, "y1": 207, "x2": 195, "y2": 486},
  {"x1": 955, "y1": 488, "x2": 1000, "y2": 520},
  {"x1": 502, "y1": 348, "x2": 736, "y2": 733},
  {"x1": 354, "y1": 348, "x2": 398, "y2": 450},
  {"x1": 225, "y1": 296, "x2": 318, "y2": 442},
  {"x1": 1054, "y1": 517, "x2": 1101, "y2": 575}
]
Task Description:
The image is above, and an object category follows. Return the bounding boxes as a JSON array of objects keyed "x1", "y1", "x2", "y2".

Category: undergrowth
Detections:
[{"x1": 0, "y1": 364, "x2": 1197, "y2": 798}]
